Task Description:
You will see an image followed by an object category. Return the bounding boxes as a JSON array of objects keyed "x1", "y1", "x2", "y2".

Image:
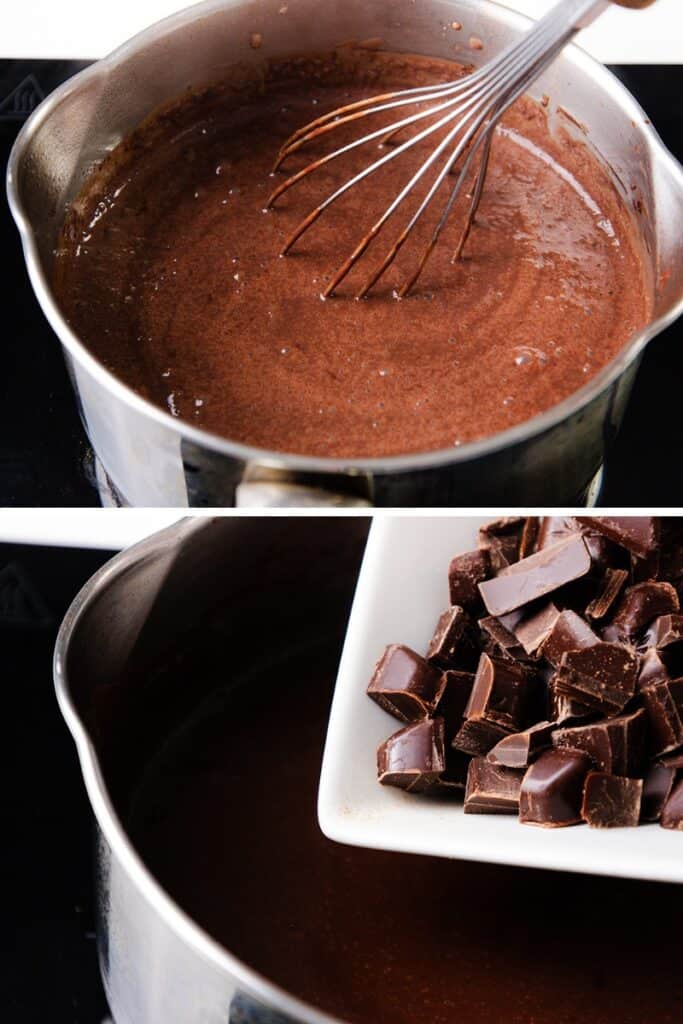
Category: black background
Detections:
[
  {"x1": 0, "y1": 543, "x2": 112, "y2": 1021},
  {"x1": 1, "y1": 61, "x2": 682, "y2": 507}
]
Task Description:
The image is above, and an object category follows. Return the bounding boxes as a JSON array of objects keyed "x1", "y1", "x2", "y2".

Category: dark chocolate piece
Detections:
[
  {"x1": 659, "y1": 750, "x2": 683, "y2": 770},
  {"x1": 581, "y1": 773, "x2": 642, "y2": 828},
  {"x1": 549, "y1": 687, "x2": 595, "y2": 724},
  {"x1": 576, "y1": 517, "x2": 659, "y2": 560},
  {"x1": 641, "y1": 762, "x2": 676, "y2": 822},
  {"x1": 427, "y1": 606, "x2": 477, "y2": 671},
  {"x1": 585, "y1": 568, "x2": 629, "y2": 620},
  {"x1": 603, "y1": 582, "x2": 679, "y2": 642},
  {"x1": 641, "y1": 678, "x2": 683, "y2": 756},
  {"x1": 631, "y1": 547, "x2": 660, "y2": 583},
  {"x1": 487, "y1": 720, "x2": 556, "y2": 768},
  {"x1": 553, "y1": 642, "x2": 638, "y2": 714},
  {"x1": 637, "y1": 648, "x2": 670, "y2": 690},
  {"x1": 464, "y1": 653, "x2": 531, "y2": 731},
  {"x1": 660, "y1": 521, "x2": 683, "y2": 585},
  {"x1": 519, "y1": 748, "x2": 592, "y2": 827},
  {"x1": 541, "y1": 610, "x2": 599, "y2": 669},
  {"x1": 552, "y1": 708, "x2": 646, "y2": 776},
  {"x1": 645, "y1": 613, "x2": 683, "y2": 650},
  {"x1": 434, "y1": 669, "x2": 474, "y2": 736},
  {"x1": 367, "y1": 645, "x2": 446, "y2": 722},
  {"x1": 519, "y1": 517, "x2": 540, "y2": 559},
  {"x1": 646, "y1": 614, "x2": 683, "y2": 677},
  {"x1": 449, "y1": 549, "x2": 491, "y2": 610},
  {"x1": 535, "y1": 517, "x2": 577, "y2": 551},
  {"x1": 513, "y1": 602, "x2": 560, "y2": 656},
  {"x1": 479, "y1": 612, "x2": 528, "y2": 663},
  {"x1": 478, "y1": 536, "x2": 591, "y2": 617},
  {"x1": 661, "y1": 779, "x2": 683, "y2": 830},
  {"x1": 537, "y1": 517, "x2": 618, "y2": 576},
  {"x1": 452, "y1": 717, "x2": 511, "y2": 757},
  {"x1": 478, "y1": 517, "x2": 525, "y2": 572},
  {"x1": 377, "y1": 718, "x2": 446, "y2": 793},
  {"x1": 464, "y1": 757, "x2": 522, "y2": 814}
]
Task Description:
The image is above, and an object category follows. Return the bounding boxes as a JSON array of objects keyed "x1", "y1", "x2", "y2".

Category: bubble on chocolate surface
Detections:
[{"x1": 513, "y1": 346, "x2": 548, "y2": 367}]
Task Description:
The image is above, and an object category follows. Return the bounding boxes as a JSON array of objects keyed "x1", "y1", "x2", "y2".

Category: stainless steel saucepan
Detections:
[
  {"x1": 54, "y1": 515, "x2": 370, "y2": 1024},
  {"x1": 9, "y1": 0, "x2": 683, "y2": 506}
]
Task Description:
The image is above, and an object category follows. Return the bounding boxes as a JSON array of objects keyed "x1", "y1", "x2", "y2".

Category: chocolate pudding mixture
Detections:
[
  {"x1": 129, "y1": 651, "x2": 682, "y2": 1024},
  {"x1": 54, "y1": 49, "x2": 651, "y2": 458}
]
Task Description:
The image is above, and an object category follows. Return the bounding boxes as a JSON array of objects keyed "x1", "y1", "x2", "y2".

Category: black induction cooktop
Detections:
[
  {"x1": 0, "y1": 541, "x2": 112, "y2": 1021},
  {"x1": 1, "y1": 60, "x2": 682, "y2": 507}
]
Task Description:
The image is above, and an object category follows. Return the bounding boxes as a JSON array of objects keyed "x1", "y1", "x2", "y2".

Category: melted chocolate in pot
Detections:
[
  {"x1": 55, "y1": 51, "x2": 651, "y2": 458},
  {"x1": 128, "y1": 653, "x2": 683, "y2": 1024}
]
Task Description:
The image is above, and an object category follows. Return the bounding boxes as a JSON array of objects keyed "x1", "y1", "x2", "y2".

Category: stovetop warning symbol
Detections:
[{"x1": 0, "y1": 73, "x2": 45, "y2": 122}]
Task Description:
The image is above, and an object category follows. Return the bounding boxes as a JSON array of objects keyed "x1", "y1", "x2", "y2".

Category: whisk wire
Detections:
[
  {"x1": 270, "y1": 0, "x2": 604, "y2": 296},
  {"x1": 401, "y1": 23, "x2": 579, "y2": 296},
  {"x1": 352, "y1": 10, "x2": 571, "y2": 297}
]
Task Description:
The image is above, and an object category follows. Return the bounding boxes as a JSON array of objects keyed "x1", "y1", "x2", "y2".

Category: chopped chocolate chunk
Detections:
[
  {"x1": 645, "y1": 613, "x2": 683, "y2": 650},
  {"x1": 519, "y1": 517, "x2": 540, "y2": 559},
  {"x1": 537, "y1": 517, "x2": 619, "y2": 576},
  {"x1": 478, "y1": 536, "x2": 591, "y2": 617},
  {"x1": 513, "y1": 601, "x2": 560, "y2": 655},
  {"x1": 585, "y1": 568, "x2": 629, "y2": 620},
  {"x1": 449, "y1": 549, "x2": 491, "y2": 610},
  {"x1": 659, "y1": 750, "x2": 683, "y2": 770},
  {"x1": 631, "y1": 547, "x2": 660, "y2": 583},
  {"x1": 464, "y1": 757, "x2": 523, "y2": 814},
  {"x1": 479, "y1": 612, "x2": 528, "y2": 663},
  {"x1": 552, "y1": 708, "x2": 646, "y2": 775},
  {"x1": 641, "y1": 678, "x2": 683, "y2": 756},
  {"x1": 581, "y1": 773, "x2": 642, "y2": 828},
  {"x1": 452, "y1": 717, "x2": 511, "y2": 757},
  {"x1": 637, "y1": 647, "x2": 670, "y2": 690},
  {"x1": 464, "y1": 653, "x2": 532, "y2": 731},
  {"x1": 368, "y1": 516, "x2": 683, "y2": 835},
  {"x1": 367, "y1": 645, "x2": 446, "y2": 722},
  {"x1": 478, "y1": 517, "x2": 525, "y2": 571},
  {"x1": 487, "y1": 720, "x2": 556, "y2": 768},
  {"x1": 427, "y1": 606, "x2": 477, "y2": 671},
  {"x1": 603, "y1": 582, "x2": 679, "y2": 642},
  {"x1": 434, "y1": 669, "x2": 474, "y2": 736},
  {"x1": 660, "y1": 521, "x2": 683, "y2": 585},
  {"x1": 553, "y1": 642, "x2": 638, "y2": 714},
  {"x1": 519, "y1": 748, "x2": 592, "y2": 827},
  {"x1": 661, "y1": 779, "x2": 683, "y2": 830},
  {"x1": 541, "y1": 610, "x2": 599, "y2": 669},
  {"x1": 646, "y1": 615, "x2": 683, "y2": 676},
  {"x1": 576, "y1": 516, "x2": 659, "y2": 560},
  {"x1": 377, "y1": 718, "x2": 446, "y2": 793},
  {"x1": 641, "y1": 762, "x2": 676, "y2": 822},
  {"x1": 549, "y1": 687, "x2": 595, "y2": 724},
  {"x1": 535, "y1": 517, "x2": 578, "y2": 550},
  {"x1": 440, "y1": 746, "x2": 471, "y2": 791}
]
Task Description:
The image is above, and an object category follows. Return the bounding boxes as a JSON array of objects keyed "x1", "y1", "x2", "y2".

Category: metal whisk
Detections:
[{"x1": 268, "y1": 0, "x2": 653, "y2": 298}]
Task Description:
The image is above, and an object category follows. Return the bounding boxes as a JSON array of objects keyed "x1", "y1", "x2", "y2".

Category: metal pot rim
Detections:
[
  {"x1": 53, "y1": 517, "x2": 353, "y2": 1024},
  {"x1": 8, "y1": 0, "x2": 683, "y2": 477}
]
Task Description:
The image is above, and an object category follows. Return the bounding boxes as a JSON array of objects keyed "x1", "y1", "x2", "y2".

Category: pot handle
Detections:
[{"x1": 235, "y1": 480, "x2": 372, "y2": 507}]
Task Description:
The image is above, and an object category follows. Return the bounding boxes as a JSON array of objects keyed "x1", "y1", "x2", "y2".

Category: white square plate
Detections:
[{"x1": 318, "y1": 516, "x2": 683, "y2": 883}]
